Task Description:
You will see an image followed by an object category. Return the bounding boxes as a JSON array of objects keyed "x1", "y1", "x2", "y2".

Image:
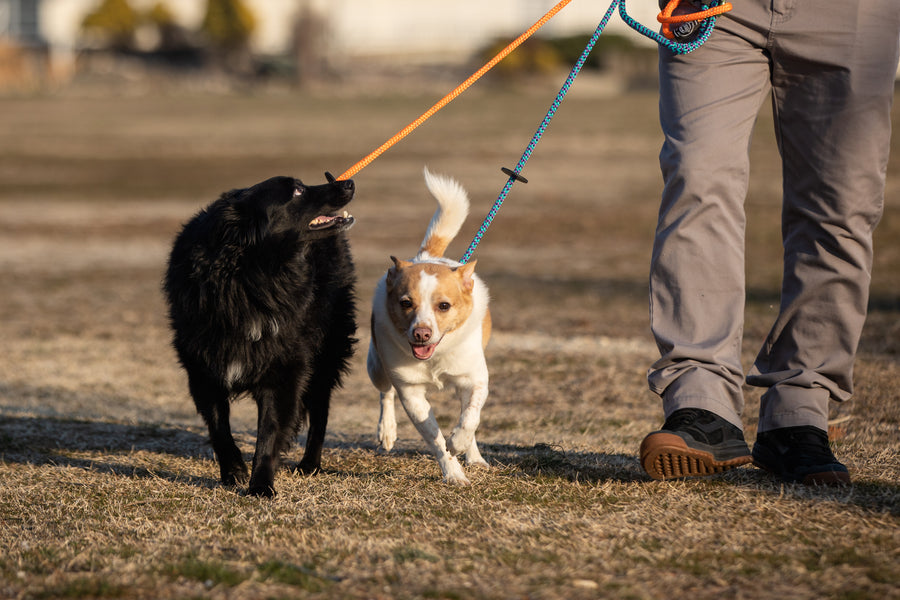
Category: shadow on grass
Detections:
[
  {"x1": 0, "y1": 413, "x2": 221, "y2": 489},
  {"x1": 4, "y1": 414, "x2": 898, "y2": 513},
  {"x1": 483, "y1": 441, "x2": 647, "y2": 483},
  {"x1": 481, "y1": 440, "x2": 900, "y2": 516},
  {"x1": 324, "y1": 434, "x2": 900, "y2": 515}
]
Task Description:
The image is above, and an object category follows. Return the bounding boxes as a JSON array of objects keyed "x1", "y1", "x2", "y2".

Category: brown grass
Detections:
[{"x1": 0, "y1": 75, "x2": 898, "y2": 600}]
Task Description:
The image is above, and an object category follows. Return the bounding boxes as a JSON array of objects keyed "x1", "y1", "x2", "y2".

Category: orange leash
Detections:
[
  {"x1": 657, "y1": 0, "x2": 733, "y2": 40},
  {"x1": 335, "y1": 0, "x2": 576, "y2": 182}
]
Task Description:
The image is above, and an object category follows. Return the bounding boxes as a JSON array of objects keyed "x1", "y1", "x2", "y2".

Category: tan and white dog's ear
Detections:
[
  {"x1": 389, "y1": 256, "x2": 414, "y2": 270},
  {"x1": 387, "y1": 256, "x2": 411, "y2": 287},
  {"x1": 387, "y1": 256, "x2": 399, "y2": 287},
  {"x1": 456, "y1": 260, "x2": 477, "y2": 291}
]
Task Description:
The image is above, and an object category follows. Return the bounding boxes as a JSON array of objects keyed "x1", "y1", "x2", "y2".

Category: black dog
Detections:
[{"x1": 163, "y1": 174, "x2": 356, "y2": 496}]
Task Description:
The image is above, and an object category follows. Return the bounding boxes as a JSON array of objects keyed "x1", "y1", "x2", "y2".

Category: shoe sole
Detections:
[{"x1": 640, "y1": 432, "x2": 752, "y2": 480}]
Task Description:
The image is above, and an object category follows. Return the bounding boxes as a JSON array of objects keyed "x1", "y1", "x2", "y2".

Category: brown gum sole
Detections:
[{"x1": 640, "y1": 432, "x2": 752, "y2": 480}]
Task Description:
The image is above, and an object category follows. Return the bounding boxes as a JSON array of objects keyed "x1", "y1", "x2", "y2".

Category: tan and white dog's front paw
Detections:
[
  {"x1": 447, "y1": 427, "x2": 475, "y2": 457},
  {"x1": 376, "y1": 419, "x2": 397, "y2": 452},
  {"x1": 465, "y1": 447, "x2": 489, "y2": 468},
  {"x1": 440, "y1": 455, "x2": 471, "y2": 486}
]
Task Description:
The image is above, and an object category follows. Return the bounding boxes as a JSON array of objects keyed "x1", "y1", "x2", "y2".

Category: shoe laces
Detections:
[{"x1": 663, "y1": 408, "x2": 708, "y2": 430}]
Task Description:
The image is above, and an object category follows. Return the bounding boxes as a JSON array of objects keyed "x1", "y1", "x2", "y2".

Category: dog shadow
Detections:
[
  {"x1": 322, "y1": 434, "x2": 648, "y2": 484},
  {"x1": 0, "y1": 413, "x2": 222, "y2": 489}
]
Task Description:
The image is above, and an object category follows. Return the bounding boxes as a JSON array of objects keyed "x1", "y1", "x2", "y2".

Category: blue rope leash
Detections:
[{"x1": 459, "y1": 0, "x2": 725, "y2": 264}]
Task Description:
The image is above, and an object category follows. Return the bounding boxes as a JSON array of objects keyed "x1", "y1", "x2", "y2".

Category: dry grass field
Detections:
[{"x1": 0, "y1": 71, "x2": 898, "y2": 599}]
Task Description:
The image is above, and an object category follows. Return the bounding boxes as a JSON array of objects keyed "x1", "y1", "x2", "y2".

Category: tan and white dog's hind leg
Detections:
[
  {"x1": 366, "y1": 333, "x2": 397, "y2": 452},
  {"x1": 376, "y1": 391, "x2": 397, "y2": 452}
]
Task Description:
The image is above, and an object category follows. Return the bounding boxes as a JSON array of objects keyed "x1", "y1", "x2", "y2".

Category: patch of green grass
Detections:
[
  {"x1": 422, "y1": 588, "x2": 467, "y2": 600},
  {"x1": 393, "y1": 546, "x2": 441, "y2": 564},
  {"x1": 161, "y1": 555, "x2": 248, "y2": 587},
  {"x1": 32, "y1": 577, "x2": 126, "y2": 599},
  {"x1": 257, "y1": 560, "x2": 334, "y2": 591}
]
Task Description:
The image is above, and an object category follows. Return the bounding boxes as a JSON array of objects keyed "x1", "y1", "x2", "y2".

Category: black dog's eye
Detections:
[
  {"x1": 437, "y1": 302, "x2": 451, "y2": 312},
  {"x1": 293, "y1": 186, "x2": 303, "y2": 197},
  {"x1": 399, "y1": 299, "x2": 413, "y2": 310}
]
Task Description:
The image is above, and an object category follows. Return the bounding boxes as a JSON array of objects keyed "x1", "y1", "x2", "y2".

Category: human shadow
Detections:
[{"x1": 481, "y1": 440, "x2": 900, "y2": 516}]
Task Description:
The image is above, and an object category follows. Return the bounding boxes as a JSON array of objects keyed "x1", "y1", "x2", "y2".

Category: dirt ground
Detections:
[{"x1": 0, "y1": 77, "x2": 898, "y2": 599}]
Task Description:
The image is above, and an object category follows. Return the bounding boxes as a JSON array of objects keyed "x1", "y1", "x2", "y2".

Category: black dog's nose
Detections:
[{"x1": 324, "y1": 172, "x2": 354, "y2": 198}]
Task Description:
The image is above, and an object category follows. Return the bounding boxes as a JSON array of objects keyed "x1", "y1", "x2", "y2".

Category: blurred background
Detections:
[
  {"x1": 0, "y1": 0, "x2": 665, "y2": 93},
  {"x1": 0, "y1": 0, "x2": 897, "y2": 426}
]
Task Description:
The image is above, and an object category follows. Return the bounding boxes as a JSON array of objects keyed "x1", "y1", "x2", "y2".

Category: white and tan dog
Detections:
[{"x1": 367, "y1": 168, "x2": 491, "y2": 485}]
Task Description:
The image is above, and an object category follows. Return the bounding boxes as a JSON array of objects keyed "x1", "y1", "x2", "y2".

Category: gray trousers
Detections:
[{"x1": 648, "y1": 0, "x2": 900, "y2": 432}]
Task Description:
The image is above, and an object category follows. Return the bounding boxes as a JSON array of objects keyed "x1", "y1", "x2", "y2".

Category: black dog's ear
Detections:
[
  {"x1": 241, "y1": 204, "x2": 271, "y2": 246},
  {"x1": 219, "y1": 194, "x2": 270, "y2": 247}
]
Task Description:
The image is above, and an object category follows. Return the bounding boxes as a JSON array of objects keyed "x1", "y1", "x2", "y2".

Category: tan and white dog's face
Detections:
[{"x1": 385, "y1": 256, "x2": 477, "y2": 360}]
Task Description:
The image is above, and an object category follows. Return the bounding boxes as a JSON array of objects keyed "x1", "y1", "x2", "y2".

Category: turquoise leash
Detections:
[{"x1": 459, "y1": 0, "x2": 726, "y2": 264}]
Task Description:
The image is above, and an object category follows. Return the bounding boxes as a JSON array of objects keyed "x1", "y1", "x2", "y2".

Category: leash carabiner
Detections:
[{"x1": 657, "y1": 0, "x2": 734, "y2": 40}]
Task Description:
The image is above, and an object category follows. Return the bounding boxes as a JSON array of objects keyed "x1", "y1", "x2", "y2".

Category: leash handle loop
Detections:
[{"x1": 657, "y1": 0, "x2": 733, "y2": 40}]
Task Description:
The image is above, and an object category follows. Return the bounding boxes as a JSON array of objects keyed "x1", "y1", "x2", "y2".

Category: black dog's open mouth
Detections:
[{"x1": 309, "y1": 211, "x2": 354, "y2": 231}]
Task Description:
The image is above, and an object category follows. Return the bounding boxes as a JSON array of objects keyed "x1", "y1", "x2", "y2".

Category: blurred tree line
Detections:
[{"x1": 80, "y1": 0, "x2": 256, "y2": 74}]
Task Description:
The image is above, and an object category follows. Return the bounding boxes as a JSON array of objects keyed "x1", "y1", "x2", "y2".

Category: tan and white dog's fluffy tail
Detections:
[{"x1": 417, "y1": 167, "x2": 470, "y2": 260}]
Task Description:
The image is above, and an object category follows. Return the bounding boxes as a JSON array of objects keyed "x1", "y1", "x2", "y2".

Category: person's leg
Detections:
[
  {"x1": 747, "y1": 0, "x2": 899, "y2": 484},
  {"x1": 642, "y1": 2, "x2": 773, "y2": 479},
  {"x1": 648, "y1": 5, "x2": 772, "y2": 427}
]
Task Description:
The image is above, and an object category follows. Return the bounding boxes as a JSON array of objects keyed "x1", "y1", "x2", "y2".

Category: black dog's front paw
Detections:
[
  {"x1": 246, "y1": 484, "x2": 276, "y2": 498},
  {"x1": 295, "y1": 459, "x2": 321, "y2": 476},
  {"x1": 220, "y1": 462, "x2": 249, "y2": 487},
  {"x1": 247, "y1": 474, "x2": 276, "y2": 497},
  {"x1": 247, "y1": 463, "x2": 278, "y2": 497}
]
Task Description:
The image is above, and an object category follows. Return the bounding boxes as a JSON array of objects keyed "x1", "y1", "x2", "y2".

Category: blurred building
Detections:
[
  {"x1": 7, "y1": 0, "x2": 661, "y2": 56},
  {"x1": 0, "y1": 0, "x2": 662, "y2": 87}
]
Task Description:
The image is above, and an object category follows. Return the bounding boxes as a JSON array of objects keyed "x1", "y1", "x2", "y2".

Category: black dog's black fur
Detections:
[{"x1": 163, "y1": 175, "x2": 357, "y2": 496}]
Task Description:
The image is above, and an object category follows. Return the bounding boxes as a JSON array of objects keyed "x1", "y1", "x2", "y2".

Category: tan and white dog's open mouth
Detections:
[{"x1": 410, "y1": 342, "x2": 438, "y2": 360}]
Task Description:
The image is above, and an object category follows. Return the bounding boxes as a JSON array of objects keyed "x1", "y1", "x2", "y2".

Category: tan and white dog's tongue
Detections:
[{"x1": 411, "y1": 343, "x2": 437, "y2": 361}]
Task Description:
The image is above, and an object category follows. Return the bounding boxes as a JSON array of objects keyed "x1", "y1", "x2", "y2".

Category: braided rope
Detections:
[
  {"x1": 459, "y1": 0, "x2": 620, "y2": 264},
  {"x1": 459, "y1": 0, "x2": 729, "y2": 263}
]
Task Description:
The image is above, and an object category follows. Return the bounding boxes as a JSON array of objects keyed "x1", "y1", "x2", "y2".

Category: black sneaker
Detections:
[
  {"x1": 752, "y1": 426, "x2": 850, "y2": 485},
  {"x1": 640, "y1": 408, "x2": 752, "y2": 480}
]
